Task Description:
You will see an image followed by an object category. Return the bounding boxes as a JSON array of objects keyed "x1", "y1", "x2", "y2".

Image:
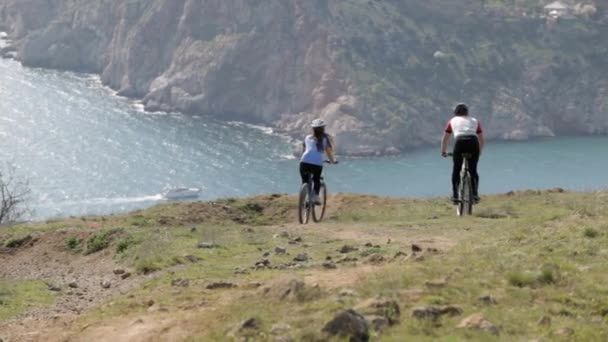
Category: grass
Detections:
[
  {"x1": 2, "y1": 191, "x2": 608, "y2": 340},
  {"x1": 0, "y1": 280, "x2": 56, "y2": 321}
]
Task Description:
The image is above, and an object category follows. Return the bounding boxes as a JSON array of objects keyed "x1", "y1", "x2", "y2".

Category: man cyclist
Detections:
[
  {"x1": 300, "y1": 119, "x2": 337, "y2": 205},
  {"x1": 441, "y1": 103, "x2": 484, "y2": 204}
]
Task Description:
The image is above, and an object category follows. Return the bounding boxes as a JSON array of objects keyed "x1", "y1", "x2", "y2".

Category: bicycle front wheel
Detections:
[
  {"x1": 313, "y1": 183, "x2": 327, "y2": 222},
  {"x1": 298, "y1": 183, "x2": 311, "y2": 224}
]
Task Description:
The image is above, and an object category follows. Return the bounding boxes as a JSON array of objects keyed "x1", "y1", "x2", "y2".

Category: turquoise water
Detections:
[{"x1": 1, "y1": 58, "x2": 608, "y2": 219}]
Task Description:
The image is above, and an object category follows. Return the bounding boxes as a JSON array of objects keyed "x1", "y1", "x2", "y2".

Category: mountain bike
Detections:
[
  {"x1": 298, "y1": 161, "x2": 336, "y2": 224},
  {"x1": 448, "y1": 153, "x2": 474, "y2": 216}
]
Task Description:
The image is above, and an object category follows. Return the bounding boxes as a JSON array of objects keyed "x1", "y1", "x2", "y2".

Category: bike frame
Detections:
[{"x1": 448, "y1": 152, "x2": 474, "y2": 216}]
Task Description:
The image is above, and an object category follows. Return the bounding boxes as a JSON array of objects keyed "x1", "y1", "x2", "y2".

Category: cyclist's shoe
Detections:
[{"x1": 474, "y1": 196, "x2": 481, "y2": 204}]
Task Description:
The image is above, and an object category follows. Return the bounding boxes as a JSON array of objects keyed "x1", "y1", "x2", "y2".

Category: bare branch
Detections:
[{"x1": 0, "y1": 163, "x2": 31, "y2": 225}]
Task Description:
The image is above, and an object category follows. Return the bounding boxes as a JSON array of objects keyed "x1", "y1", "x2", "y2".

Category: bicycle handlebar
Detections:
[{"x1": 444, "y1": 153, "x2": 473, "y2": 159}]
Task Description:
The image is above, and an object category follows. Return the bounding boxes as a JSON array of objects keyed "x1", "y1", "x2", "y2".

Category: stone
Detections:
[
  {"x1": 68, "y1": 282, "x2": 79, "y2": 289},
  {"x1": 339, "y1": 245, "x2": 359, "y2": 253},
  {"x1": 392, "y1": 251, "x2": 408, "y2": 259},
  {"x1": 263, "y1": 252, "x2": 271, "y2": 257},
  {"x1": 288, "y1": 236, "x2": 304, "y2": 245},
  {"x1": 184, "y1": 255, "x2": 202, "y2": 263},
  {"x1": 424, "y1": 279, "x2": 447, "y2": 289},
  {"x1": 227, "y1": 318, "x2": 262, "y2": 338},
  {"x1": 274, "y1": 246, "x2": 287, "y2": 254},
  {"x1": 457, "y1": 314, "x2": 500, "y2": 335},
  {"x1": 260, "y1": 277, "x2": 316, "y2": 301},
  {"x1": 198, "y1": 242, "x2": 216, "y2": 249},
  {"x1": 355, "y1": 298, "x2": 401, "y2": 325},
  {"x1": 271, "y1": 323, "x2": 292, "y2": 334},
  {"x1": 591, "y1": 316, "x2": 603, "y2": 323},
  {"x1": 411, "y1": 244, "x2": 422, "y2": 252},
  {"x1": 206, "y1": 281, "x2": 237, "y2": 290},
  {"x1": 274, "y1": 231, "x2": 289, "y2": 239},
  {"x1": 145, "y1": 299, "x2": 155, "y2": 307},
  {"x1": 339, "y1": 289, "x2": 357, "y2": 297},
  {"x1": 47, "y1": 284, "x2": 62, "y2": 292},
  {"x1": 365, "y1": 315, "x2": 390, "y2": 332},
  {"x1": 364, "y1": 242, "x2": 373, "y2": 247},
  {"x1": 365, "y1": 253, "x2": 386, "y2": 264},
  {"x1": 336, "y1": 256, "x2": 359, "y2": 264},
  {"x1": 554, "y1": 327, "x2": 574, "y2": 337},
  {"x1": 113, "y1": 269, "x2": 126, "y2": 275},
  {"x1": 270, "y1": 323, "x2": 295, "y2": 342},
  {"x1": 234, "y1": 266, "x2": 250, "y2": 275},
  {"x1": 171, "y1": 278, "x2": 190, "y2": 287},
  {"x1": 255, "y1": 259, "x2": 271, "y2": 268},
  {"x1": 478, "y1": 294, "x2": 498, "y2": 305},
  {"x1": 245, "y1": 282, "x2": 263, "y2": 289},
  {"x1": 412, "y1": 305, "x2": 463, "y2": 321},
  {"x1": 293, "y1": 253, "x2": 310, "y2": 262},
  {"x1": 537, "y1": 316, "x2": 551, "y2": 326},
  {"x1": 322, "y1": 261, "x2": 337, "y2": 269},
  {"x1": 100, "y1": 280, "x2": 111, "y2": 289},
  {"x1": 121, "y1": 272, "x2": 132, "y2": 280},
  {"x1": 322, "y1": 309, "x2": 369, "y2": 342},
  {"x1": 131, "y1": 318, "x2": 145, "y2": 326}
]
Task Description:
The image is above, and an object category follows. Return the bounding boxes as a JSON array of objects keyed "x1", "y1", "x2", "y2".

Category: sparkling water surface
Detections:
[{"x1": 1, "y1": 58, "x2": 607, "y2": 220}]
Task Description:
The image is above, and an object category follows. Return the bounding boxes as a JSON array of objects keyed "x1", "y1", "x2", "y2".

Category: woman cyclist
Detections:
[
  {"x1": 300, "y1": 119, "x2": 337, "y2": 204},
  {"x1": 441, "y1": 103, "x2": 484, "y2": 203}
]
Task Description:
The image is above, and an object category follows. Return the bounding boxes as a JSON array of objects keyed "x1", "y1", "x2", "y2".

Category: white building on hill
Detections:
[{"x1": 544, "y1": 1, "x2": 574, "y2": 18}]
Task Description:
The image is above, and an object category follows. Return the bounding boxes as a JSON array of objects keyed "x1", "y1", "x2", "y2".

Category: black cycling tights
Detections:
[
  {"x1": 452, "y1": 136, "x2": 480, "y2": 198},
  {"x1": 300, "y1": 162, "x2": 323, "y2": 195}
]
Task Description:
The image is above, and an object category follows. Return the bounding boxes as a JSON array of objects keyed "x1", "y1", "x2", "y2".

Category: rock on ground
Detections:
[
  {"x1": 412, "y1": 305, "x2": 464, "y2": 321},
  {"x1": 322, "y1": 309, "x2": 370, "y2": 342},
  {"x1": 457, "y1": 314, "x2": 500, "y2": 335}
]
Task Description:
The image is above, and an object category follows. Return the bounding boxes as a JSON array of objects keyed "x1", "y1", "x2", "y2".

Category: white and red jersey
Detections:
[{"x1": 445, "y1": 116, "x2": 483, "y2": 138}]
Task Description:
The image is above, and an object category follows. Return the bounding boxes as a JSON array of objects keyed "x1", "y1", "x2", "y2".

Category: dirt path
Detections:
[
  {"x1": 1, "y1": 214, "x2": 459, "y2": 341},
  {"x1": 0, "y1": 229, "x2": 151, "y2": 340}
]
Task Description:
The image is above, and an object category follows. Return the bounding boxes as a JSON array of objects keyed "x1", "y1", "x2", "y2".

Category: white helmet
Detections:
[{"x1": 311, "y1": 119, "x2": 326, "y2": 128}]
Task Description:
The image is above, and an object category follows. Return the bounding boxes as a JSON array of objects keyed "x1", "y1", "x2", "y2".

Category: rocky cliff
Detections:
[{"x1": 1, "y1": 0, "x2": 607, "y2": 155}]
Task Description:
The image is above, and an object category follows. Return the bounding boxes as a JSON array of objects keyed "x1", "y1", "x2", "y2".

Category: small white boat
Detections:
[{"x1": 163, "y1": 187, "x2": 201, "y2": 200}]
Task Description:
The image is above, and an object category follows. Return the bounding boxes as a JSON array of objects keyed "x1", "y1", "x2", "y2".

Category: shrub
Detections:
[
  {"x1": 239, "y1": 202, "x2": 264, "y2": 213},
  {"x1": 4, "y1": 235, "x2": 32, "y2": 248},
  {"x1": 538, "y1": 268, "x2": 556, "y2": 284},
  {"x1": 65, "y1": 237, "x2": 80, "y2": 251},
  {"x1": 583, "y1": 228, "x2": 599, "y2": 238},
  {"x1": 507, "y1": 271, "x2": 538, "y2": 287},
  {"x1": 135, "y1": 260, "x2": 162, "y2": 275},
  {"x1": 116, "y1": 236, "x2": 136, "y2": 253},
  {"x1": 85, "y1": 232, "x2": 111, "y2": 255},
  {"x1": 508, "y1": 266, "x2": 558, "y2": 287}
]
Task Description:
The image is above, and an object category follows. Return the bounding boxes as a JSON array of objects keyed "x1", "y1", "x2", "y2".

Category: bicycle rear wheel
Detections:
[
  {"x1": 298, "y1": 183, "x2": 311, "y2": 224},
  {"x1": 465, "y1": 173, "x2": 474, "y2": 215},
  {"x1": 313, "y1": 182, "x2": 327, "y2": 222},
  {"x1": 458, "y1": 174, "x2": 473, "y2": 216},
  {"x1": 457, "y1": 180, "x2": 466, "y2": 217}
]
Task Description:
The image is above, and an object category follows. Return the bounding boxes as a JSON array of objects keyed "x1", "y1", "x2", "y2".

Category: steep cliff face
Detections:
[{"x1": 1, "y1": 0, "x2": 607, "y2": 155}]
